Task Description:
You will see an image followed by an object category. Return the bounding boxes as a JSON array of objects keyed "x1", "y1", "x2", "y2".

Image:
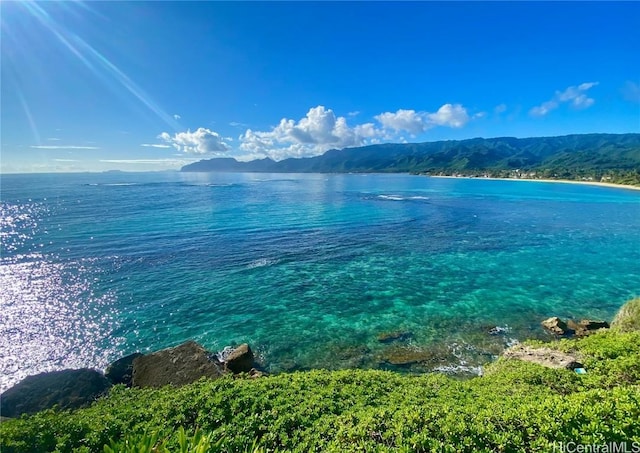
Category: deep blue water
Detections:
[{"x1": 1, "y1": 172, "x2": 639, "y2": 390}]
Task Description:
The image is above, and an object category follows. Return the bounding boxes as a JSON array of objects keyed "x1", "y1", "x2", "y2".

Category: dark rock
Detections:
[
  {"x1": 579, "y1": 320, "x2": 609, "y2": 330},
  {"x1": 132, "y1": 341, "x2": 224, "y2": 388},
  {"x1": 105, "y1": 352, "x2": 143, "y2": 386},
  {"x1": 248, "y1": 368, "x2": 266, "y2": 378},
  {"x1": 541, "y1": 317, "x2": 574, "y2": 336},
  {"x1": 377, "y1": 331, "x2": 413, "y2": 343},
  {"x1": 565, "y1": 361, "x2": 585, "y2": 371},
  {"x1": 0, "y1": 369, "x2": 111, "y2": 417},
  {"x1": 223, "y1": 343, "x2": 255, "y2": 374},
  {"x1": 567, "y1": 319, "x2": 610, "y2": 337}
]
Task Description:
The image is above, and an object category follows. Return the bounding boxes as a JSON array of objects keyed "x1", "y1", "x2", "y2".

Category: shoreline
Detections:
[{"x1": 429, "y1": 175, "x2": 640, "y2": 192}]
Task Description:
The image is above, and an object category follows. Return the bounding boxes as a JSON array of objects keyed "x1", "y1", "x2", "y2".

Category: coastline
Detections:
[{"x1": 429, "y1": 175, "x2": 640, "y2": 192}]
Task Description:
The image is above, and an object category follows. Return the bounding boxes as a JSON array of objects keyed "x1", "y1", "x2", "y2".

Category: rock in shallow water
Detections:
[
  {"x1": 132, "y1": 340, "x2": 224, "y2": 388},
  {"x1": 568, "y1": 319, "x2": 610, "y2": 337},
  {"x1": 541, "y1": 317, "x2": 573, "y2": 336},
  {"x1": 223, "y1": 343, "x2": 255, "y2": 374},
  {"x1": 0, "y1": 369, "x2": 111, "y2": 417},
  {"x1": 379, "y1": 346, "x2": 435, "y2": 366}
]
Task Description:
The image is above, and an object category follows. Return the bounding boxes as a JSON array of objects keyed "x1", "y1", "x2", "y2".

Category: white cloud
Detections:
[
  {"x1": 375, "y1": 109, "x2": 427, "y2": 134},
  {"x1": 53, "y1": 158, "x2": 79, "y2": 162},
  {"x1": 348, "y1": 111, "x2": 360, "y2": 117},
  {"x1": 530, "y1": 100, "x2": 558, "y2": 117},
  {"x1": 229, "y1": 121, "x2": 248, "y2": 127},
  {"x1": 158, "y1": 127, "x2": 231, "y2": 154},
  {"x1": 141, "y1": 143, "x2": 172, "y2": 148},
  {"x1": 239, "y1": 106, "x2": 380, "y2": 160},
  {"x1": 530, "y1": 82, "x2": 599, "y2": 117},
  {"x1": 31, "y1": 145, "x2": 100, "y2": 149},
  {"x1": 155, "y1": 103, "x2": 476, "y2": 162},
  {"x1": 427, "y1": 104, "x2": 470, "y2": 127},
  {"x1": 375, "y1": 104, "x2": 470, "y2": 134},
  {"x1": 47, "y1": 137, "x2": 61, "y2": 141},
  {"x1": 173, "y1": 114, "x2": 181, "y2": 120}
]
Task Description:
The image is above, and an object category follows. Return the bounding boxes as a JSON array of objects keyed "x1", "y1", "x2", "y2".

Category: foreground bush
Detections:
[
  {"x1": 3, "y1": 330, "x2": 640, "y2": 452},
  {"x1": 612, "y1": 297, "x2": 640, "y2": 333},
  {"x1": 3, "y1": 298, "x2": 640, "y2": 453}
]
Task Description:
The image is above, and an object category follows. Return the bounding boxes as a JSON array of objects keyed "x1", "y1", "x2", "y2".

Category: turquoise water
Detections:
[{"x1": 1, "y1": 172, "x2": 639, "y2": 390}]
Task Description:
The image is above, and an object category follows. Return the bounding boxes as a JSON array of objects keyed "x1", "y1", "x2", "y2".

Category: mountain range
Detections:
[{"x1": 181, "y1": 133, "x2": 640, "y2": 175}]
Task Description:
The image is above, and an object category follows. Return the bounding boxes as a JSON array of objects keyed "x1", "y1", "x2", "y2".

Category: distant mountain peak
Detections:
[{"x1": 180, "y1": 133, "x2": 640, "y2": 174}]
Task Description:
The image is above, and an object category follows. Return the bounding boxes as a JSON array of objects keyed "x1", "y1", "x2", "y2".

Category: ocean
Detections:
[{"x1": 1, "y1": 172, "x2": 639, "y2": 391}]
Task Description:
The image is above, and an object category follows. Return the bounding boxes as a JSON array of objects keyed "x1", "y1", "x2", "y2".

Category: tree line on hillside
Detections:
[{"x1": 181, "y1": 133, "x2": 640, "y2": 185}]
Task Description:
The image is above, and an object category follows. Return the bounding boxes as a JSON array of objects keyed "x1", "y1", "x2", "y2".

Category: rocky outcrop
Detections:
[
  {"x1": 542, "y1": 316, "x2": 610, "y2": 338},
  {"x1": 503, "y1": 345, "x2": 583, "y2": 370},
  {"x1": 132, "y1": 341, "x2": 224, "y2": 388},
  {"x1": 568, "y1": 319, "x2": 610, "y2": 337},
  {"x1": 105, "y1": 352, "x2": 143, "y2": 386},
  {"x1": 541, "y1": 317, "x2": 573, "y2": 336},
  {"x1": 222, "y1": 344, "x2": 255, "y2": 374},
  {"x1": 0, "y1": 369, "x2": 111, "y2": 417}
]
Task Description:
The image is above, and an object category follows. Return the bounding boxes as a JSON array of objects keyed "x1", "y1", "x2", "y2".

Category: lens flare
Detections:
[{"x1": 4, "y1": 1, "x2": 180, "y2": 132}]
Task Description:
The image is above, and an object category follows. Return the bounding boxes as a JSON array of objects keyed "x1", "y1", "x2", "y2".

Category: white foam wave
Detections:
[
  {"x1": 376, "y1": 194, "x2": 430, "y2": 201},
  {"x1": 433, "y1": 364, "x2": 484, "y2": 375},
  {"x1": 246, "y1": 258, "x2": 279, "y2": 269}
]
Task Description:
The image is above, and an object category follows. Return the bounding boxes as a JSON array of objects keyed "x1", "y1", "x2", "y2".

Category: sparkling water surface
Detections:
[{"x1": 1, "y1": 172, "x2": 639, "y2": 390}]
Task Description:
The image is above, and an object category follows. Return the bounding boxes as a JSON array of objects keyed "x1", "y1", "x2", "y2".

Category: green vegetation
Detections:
[
  {"x1": 182, "y1": 133, "x2": 640, "y2": 187},
  {"x1": 2, "y1": 299, "x2": 640, "y2": 452},
  {"x1": 612, "y1": 298, "x2": 640, "y2": 333}
]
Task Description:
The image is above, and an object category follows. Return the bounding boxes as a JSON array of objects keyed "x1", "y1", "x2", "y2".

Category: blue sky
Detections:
[{"x1": 1, "y1": 1, "x2": 639, "y2": 173}]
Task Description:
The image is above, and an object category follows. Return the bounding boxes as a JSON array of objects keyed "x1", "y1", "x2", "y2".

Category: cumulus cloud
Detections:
[
  {"x1": 530, "y1": 82, "x2": 599, "y2": 117},
  {"x1": 376, "y1": 109, "x2": 427, "y2": 134},
  {"x1": 375, "y1": 104, "x2": 470, "y2": 134},
  {"x1": 158, "y1": 103, "x2": 476, "y2": 161},
  {"x1": 173, "y1": 114, "x2": 181, "y2": 120},
  {"x1": 427, "y1": 104, "x2": 470, "y2": 127},
  {"x1": 159, "y1": 127, "x2": 231, "y2": 154},
  {"x1": 239, "y1": 106, "x2": 380, "y2": 160}
]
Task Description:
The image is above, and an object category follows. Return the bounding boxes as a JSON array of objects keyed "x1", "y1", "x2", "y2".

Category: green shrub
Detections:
[
  {"x1": 612, "y1": 297, "x2": 640, "y2": 333},
  {"x1": 2, "y1": 329, "x2": 640, "y2": 453}
]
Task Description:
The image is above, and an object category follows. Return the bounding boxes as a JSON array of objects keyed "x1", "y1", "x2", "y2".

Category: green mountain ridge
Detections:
[{"x1": 181, "y1": 133, "x2": 640, "y2": 180}]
